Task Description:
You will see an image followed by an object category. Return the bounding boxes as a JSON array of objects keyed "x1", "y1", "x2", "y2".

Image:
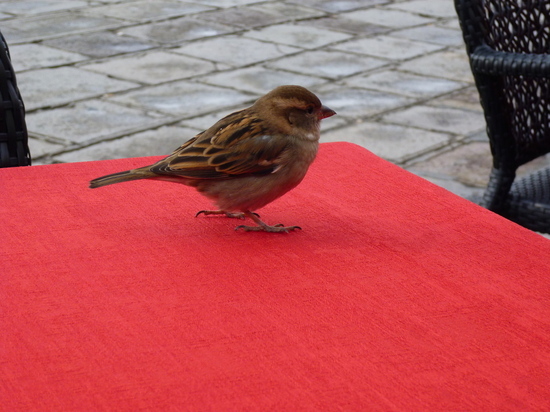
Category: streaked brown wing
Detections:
[{"x1": 149, "y1": 110, "x2": 288, "y2": 179}]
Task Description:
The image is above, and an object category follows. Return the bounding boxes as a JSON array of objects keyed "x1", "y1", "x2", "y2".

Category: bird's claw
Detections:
[{"x1": 197, "y1": 209, "x2": 300, "y2": 232}]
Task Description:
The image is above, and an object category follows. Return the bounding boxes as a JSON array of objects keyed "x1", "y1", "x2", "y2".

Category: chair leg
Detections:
[{"x1": 480, "y1": 167, "x2": 515, "y2": 214}]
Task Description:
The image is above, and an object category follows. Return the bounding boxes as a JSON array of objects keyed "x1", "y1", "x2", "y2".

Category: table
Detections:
[{"x1": 2, "y1": 142, "x2": 549, "y2": 411}]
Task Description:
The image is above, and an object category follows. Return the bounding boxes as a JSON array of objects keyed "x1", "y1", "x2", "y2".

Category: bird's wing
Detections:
[{"x1": 149, "y1": 110, "x2": 289, "y2": 179}]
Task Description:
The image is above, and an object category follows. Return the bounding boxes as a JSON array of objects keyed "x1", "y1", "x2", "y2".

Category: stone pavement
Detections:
[{"x1": 2, "y1": 0, "x2": 543, "y2": 206}]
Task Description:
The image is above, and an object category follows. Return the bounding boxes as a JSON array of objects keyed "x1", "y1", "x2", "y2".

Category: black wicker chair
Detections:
[
  {"x1": 454, "y1": 0, "x2": 550, "y2": 233},
  {"x1": 0, "y1": 31, "x2": 30, "y2": 168}
]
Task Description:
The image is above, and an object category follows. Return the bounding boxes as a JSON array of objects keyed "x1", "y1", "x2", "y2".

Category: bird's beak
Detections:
[{"x1": 319, "y1": 105, "x2": 336, "y2": 120}]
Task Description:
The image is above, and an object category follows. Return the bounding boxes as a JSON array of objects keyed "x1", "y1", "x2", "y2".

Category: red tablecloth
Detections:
[{"x1": 2, "y1": 142, "x2": 549, "y2": 411}]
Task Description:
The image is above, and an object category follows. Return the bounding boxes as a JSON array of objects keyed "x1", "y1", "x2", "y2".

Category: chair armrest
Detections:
[{"x1": 470, "y1": 44, "x2": 550, "y2": 77}]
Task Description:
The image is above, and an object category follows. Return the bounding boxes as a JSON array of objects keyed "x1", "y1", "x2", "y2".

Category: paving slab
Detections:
[
  {"x1": 382, "y1": 105, "x2": 486, "y2": 136},
  {"x1": 26, "y1": 100, "x2": 171, "y2": 144},
  {"x1": 0, "y1": 1, "x2": 87, "y2": 16},
  {"x1": 439, "y1": 18, "x2": 461, "y2": 30},
  {"x1": 108, "y1": 81, "x2": 255, "y2": 117},
  {"x1": 411, "y1": 172, "x2": 485, "y2": 202},
  {"x1": 390, "y1": 25, "x2": 464, "y2": 47},
  {"x1": 319, "y1": 86, "x2": 414, "y2": 119},
  {"x1": 196, "y1": 6, "x2": 288, "y2": 29},
  {"x1": 300, "y1": 16, "x2": 391, "y2": 35},
  {"x1": 342, "y1": 8, "x2": 435, "y2": 28},
  {"x1": 174, "y1": 36, "x2": 301, "y2": 67},
  {"x1": 18, "y1": 67, "x2": 139, "y2": 111},
  {"x1": 467, "y1": 130, "x2": 490, "y2": 143},
  {"x1": 333, "y1": 34, "x2": 444, "y2": 60},
  {"x1": 53, "y1": 125, "x2": 201, "y2": 163},
  {"x1": 267, "y1": 50, "x2": 387, "y2": 80},
  {"x1": 516, "y1": 154, "x2": 550, "y2": 177},
  {"x1": 27, "y1": 138, "x2": 65, "y2": 160},
  {"x1": 2, "y1": 12, "x2": 124, "y2": 43},
  {"x1": 119, "y1": 17, "x2": 237, "y2": 44},
  {"x1": 343, "y1": 70, "x2": 467, "y2": 98},
  {"x1": 9, "y1": 43, "x2": 86, "y2": 71},
  {"x1": 198, "y1": 2, "x2": 325, "y2": 28},
  {"x1": 388, "y1": 0, "x2": 459, "y2": 18},
  {"x1": 87, "y1": 1, "x2": 215, "y2": 22},
  {"x1": 432, "y1": 86, "x2": 484, "y2": 112},
  {"x1": 83, "y1": 51, "x2": 219, "y2": 84},
  {"x1": 399, "y1": 49, "x2": 474, "y2": 82},
  {"x1": 256, "y1": 2, "x2": 326, "y2": 21},
  {"x1": 200, "y1": 66, "x2": 326, "y2": 94},
  {"x1": 245, "y1": 24, "x2": 352, "y2": 49},
  {"x1": 198, "y1": 0, "x2": 266, "y2": 7},
  {"x1": 287, "y1": 0, "x2": 390, "y2": 13},
  {"x1": 321, "y1": 121, "x2": 451, "y2": 164},
  {"x1": 44, "y1": 32, "x2": 157, "y2": 58},
  {"x1": 408, "y1": 142, "x2": 493, "y2": 188}
]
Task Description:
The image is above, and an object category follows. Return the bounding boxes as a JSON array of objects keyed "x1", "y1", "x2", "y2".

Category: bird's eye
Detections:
[{"x1": 306, "y1": 106, "x2": 315, "y2": 115}]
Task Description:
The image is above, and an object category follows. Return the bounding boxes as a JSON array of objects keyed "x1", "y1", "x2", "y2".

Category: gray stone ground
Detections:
[{"x1": 3, "y1": 0, "x2": 550, "y2": 233}]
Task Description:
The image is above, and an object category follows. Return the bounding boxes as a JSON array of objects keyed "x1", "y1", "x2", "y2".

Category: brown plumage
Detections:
[{"x1": 90, "y1": 85, "x2": 336, "y2": 232}]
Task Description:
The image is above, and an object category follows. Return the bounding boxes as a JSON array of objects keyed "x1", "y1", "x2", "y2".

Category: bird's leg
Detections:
[
  {"x1": 195, "y1": 210, "x2": 246, "y2": 219},
  {"x1": 235, "y1": 211, "x2": 301, "y2": 233}
]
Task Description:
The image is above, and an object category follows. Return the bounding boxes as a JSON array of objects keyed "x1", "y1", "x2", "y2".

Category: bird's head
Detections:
[{"x1": 253, "y1": 85, "x2": 336, "y2": 140}]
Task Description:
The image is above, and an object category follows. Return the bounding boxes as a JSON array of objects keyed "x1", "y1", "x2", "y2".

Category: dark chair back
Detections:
[{"x1": 0, "y1": 32, "x2": 30, "y2": 168}]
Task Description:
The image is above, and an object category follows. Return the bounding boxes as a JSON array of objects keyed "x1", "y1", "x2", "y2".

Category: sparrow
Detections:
[{"x1": 89, "y1": 85, "x2": 336, "y2": 232}]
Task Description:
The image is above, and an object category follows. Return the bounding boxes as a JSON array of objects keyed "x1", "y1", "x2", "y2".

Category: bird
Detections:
[{"x1": 89, "y1": 85, "x2": 336, "y2": 232}]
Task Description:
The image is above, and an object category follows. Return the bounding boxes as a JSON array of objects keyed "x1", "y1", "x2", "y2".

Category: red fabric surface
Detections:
[{"x1": 1, "y1": 142, "x2": 549, "y2": 411}]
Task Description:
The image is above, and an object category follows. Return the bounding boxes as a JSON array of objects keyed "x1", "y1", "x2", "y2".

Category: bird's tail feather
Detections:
[{"x1": 89, "y1": 167, "x2": 153, "y2": 189}]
